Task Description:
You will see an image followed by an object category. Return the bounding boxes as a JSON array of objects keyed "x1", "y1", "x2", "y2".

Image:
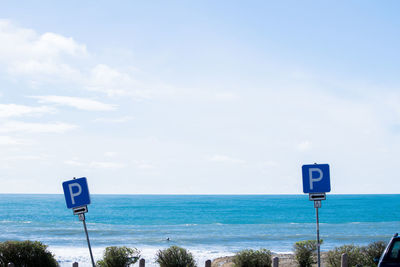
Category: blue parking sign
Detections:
[
  {"x1": 302, "y1": 164, "x2": 331, "y2": 193},
  {"x1": 62, "y1": 177, "x2": 91, "y2": 209}
]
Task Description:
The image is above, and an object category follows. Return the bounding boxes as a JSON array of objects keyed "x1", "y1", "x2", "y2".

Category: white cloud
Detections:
[
  {"x1": 0, "y1": 104, "x2": 54, "y2": 118},
  {"x1": 4, "y1": 154, "x2": 47, "y2": 161},
  {"x1": 86, "y1": 64, "x2": 148, "y2": 97},
  {"x1": 5, "y1": 22, "x2": 208, "y2": 109},
  {"x1": 0, "y1": 20, "x2": 86, "y2": 81},
  {"x1": 0, "y1": 20, "x2": 165, "y2": 99},
  {"x1": 104, "y1": 152, "x2": 117, "y2": 157},
  {"x1": 261, "y1": 161, "x2": 279, "y2": 167},
  {"x1": 215, "y1": 92, "x2": 240, "y2": 101},
  {"x1": 89, "y1": 161, "x2": 125, "y2": 169},
  {"x1": 0, "y1": 136, "x2": 22, "y2": 145},
  {"x1": 208, "y1": 154, "x2": 245, "y2": 164},
  {"x1": 132, "y1": 160, "x2": 155, "y2": 170},
  {"x1": 0, "y1": 121, "x2": 77, "y2": 133},
  {"x1": 10, "y1": 61, "x2": 81, "y2": 79},
  {"x1": 64, "y1": 158, "x2": 124, "y2": 169},
  {"x1": 297, "y1": 141, "x2": 312, "y2": 151},
  {"x1": 34, "y1": 32, "x2": 87, "y2": 57},
  {"x1": 64, "y1": 160, "x2": 85, "y2": 166},
  {"x1": 0, "y1": 20, "x2": 87, "y2": 60},
  {"x1": 93, "y1": 116, "x2": 134, "y2": 123},
  {"x1": 31, "y1": 95, "x2": 117, "y2": 111}
]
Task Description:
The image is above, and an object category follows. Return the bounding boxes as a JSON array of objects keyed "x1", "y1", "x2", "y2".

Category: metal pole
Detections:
[
  {"x1": 79, "y1": 214, "x2": 95, "y2": 267},
  {"x1": 316, "y1": 204, "x2": 321, "y2": 267}
]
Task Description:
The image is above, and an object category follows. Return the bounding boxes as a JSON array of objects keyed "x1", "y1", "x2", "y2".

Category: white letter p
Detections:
[
  {"x1": 68, "y1": 183, "x2": 82, "y2": 205},
  {"x1": 309, "y1": 168, "x2": 323, "y2": 190}
]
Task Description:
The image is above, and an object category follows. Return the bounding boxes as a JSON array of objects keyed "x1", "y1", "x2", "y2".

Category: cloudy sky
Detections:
[{"x1": 0, "y1": 1, "x2": 399, "y2": 194}]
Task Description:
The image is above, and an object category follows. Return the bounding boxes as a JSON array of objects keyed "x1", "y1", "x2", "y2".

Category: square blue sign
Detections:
[
  {"x1": 302, "y1": 164, "x2": 331, "y2": 193},
  {"x1": 62, "y1": 177, "x2": 91, "y2": 209}
]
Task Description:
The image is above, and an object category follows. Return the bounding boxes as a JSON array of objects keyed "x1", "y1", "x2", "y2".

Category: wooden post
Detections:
[
  {"x1": 205, "y1": 259, "x2": 211, "y2": 267},
  {"x1": 273, "y1": 257, "x2": 279, "y2": 267},
  {"x1": 7, "y1": 263, "x2": 15, "y2": 267},
  {"x1": 139, "y1": 258, "x2": 145, "y2": 267},
  {"x1": 72, "y1": 262, "x2": 78, "y2": 267},
  {"x1": 341, "y1": 253, "x2": 348, "y2": 267}
]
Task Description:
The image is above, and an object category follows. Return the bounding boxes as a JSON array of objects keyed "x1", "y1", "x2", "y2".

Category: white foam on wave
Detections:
[{"x1": 50, "y1": 246, "x2": 104, "y2": 267}]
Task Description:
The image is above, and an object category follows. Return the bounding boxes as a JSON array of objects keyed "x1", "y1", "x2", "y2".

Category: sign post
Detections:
[
  {"x1": 302, "y1": 164, "x2": 331, "y2": 267},
  {"x1": 62, "y1": 177, "x2": 95, "y2": 267}
]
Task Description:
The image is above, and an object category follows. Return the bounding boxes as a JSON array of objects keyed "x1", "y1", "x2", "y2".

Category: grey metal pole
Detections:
[
  {"x1": 79, "y1": 214, "x2": 95, "y2": 267},
  {"x1": 316, "y1": 204, "x2": 321, "y2": 267}
]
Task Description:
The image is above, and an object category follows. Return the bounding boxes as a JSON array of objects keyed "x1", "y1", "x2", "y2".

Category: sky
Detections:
[{"x1": 0, "y1": 1, "x2": 399, "y2": 194}]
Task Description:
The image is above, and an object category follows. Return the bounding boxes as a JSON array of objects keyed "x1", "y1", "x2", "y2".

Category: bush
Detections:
[
  {"x1": 361, "y1": 241, "x2": 387, "y2": 267},
  {"x1": 294, "y1": 240, "x2": 322, "y2": 267},
  {"x1": 96, "y1": 246, "x2": 140, "y2": 267},
  {"x1": 233, "y1": 249, "x2": 272, "y2": 267},
  {"x1": 326, "y1": 241, "x2": 387, "y2": 267},
  {"x1": 156, "y1": 246, "x2": 196, "y2": 267},
  {"x1": 0, "y1": 240, "x2": 58, "y2": 267},
  {"x1": 327, "y1": 245, "x2": 364, "y2": 267}
]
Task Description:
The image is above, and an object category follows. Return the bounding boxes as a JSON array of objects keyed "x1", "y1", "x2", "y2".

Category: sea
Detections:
[{"x1": 0, "y1": 194, "x2": 399, "y2": 266}]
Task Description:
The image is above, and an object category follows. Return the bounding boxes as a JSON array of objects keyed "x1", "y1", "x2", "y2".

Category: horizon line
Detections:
[{"x1": 0, "y1": 193, "x2": 398, "y2": 195}]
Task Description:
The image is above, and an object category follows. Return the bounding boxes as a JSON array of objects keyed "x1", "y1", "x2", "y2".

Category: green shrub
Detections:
[
  {"x1": 96, "y1": 246, "x2": 140, "y2": 267},
  {"x1": 361, "y1": 241, "x2": 387, "y2": 267},
  {"x1": 327, "y1": 241, "x2": 387, "y2": 267},
  {"x1": 156, "y1": 246, "x2": 196, "y2": 267},
  {"x1": 327, "y1": 245, "x2": 364, "y2": 267},
  {"x1": 0, "y1": 240, "x2": 58, "y2": 267},
  {"x1": 294, "y1": 240, "x2": 322, "y2": 267},
  {"x1": 233, "y1": 249, "x2": 272, "y2": 267}
]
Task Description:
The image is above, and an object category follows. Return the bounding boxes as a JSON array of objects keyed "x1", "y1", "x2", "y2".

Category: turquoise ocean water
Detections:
[{"x1": 0, "y1": 194, "x2": 399, "y2": 266}]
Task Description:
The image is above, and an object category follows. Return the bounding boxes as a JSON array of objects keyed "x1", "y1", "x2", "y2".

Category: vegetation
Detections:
[
  {"x1": 0, "y1": 240, "x2": 58, "y2": 267},
  {"x1": 326, "y1": 241, "x2": 387, "y2": 267},
  {"x1": 294, "y1": 240, "x2": 322, "y2": 267},
  {"x1": 156, "y1": 246, "x2": 196, "y2": 267},
  {"x1": 361, "y1": 241, "x2": 387, "y2": 267},
  {"x1": 96, "y1": 246, "x2": 140, "y2": 267},
  {"x1": 233, "y1": 249, "x2": 272, "y2": 267},
  {"x1": 327, "y1": 244, "x2": 364, "y2": 267}
]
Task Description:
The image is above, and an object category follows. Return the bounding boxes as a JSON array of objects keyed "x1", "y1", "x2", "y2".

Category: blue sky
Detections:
[{"x1": 0, "y1": 1, "x2": 399, "y2": 194}]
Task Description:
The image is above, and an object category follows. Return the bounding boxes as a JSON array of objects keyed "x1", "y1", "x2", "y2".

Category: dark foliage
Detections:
[{"x1": 0, "y1": 240, "x2": 58, "y2": 267}]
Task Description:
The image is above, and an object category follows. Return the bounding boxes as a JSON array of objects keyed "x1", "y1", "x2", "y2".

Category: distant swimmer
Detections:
[{"x1": 166, "y1": 237, "x2": 170, "y2": 241}]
